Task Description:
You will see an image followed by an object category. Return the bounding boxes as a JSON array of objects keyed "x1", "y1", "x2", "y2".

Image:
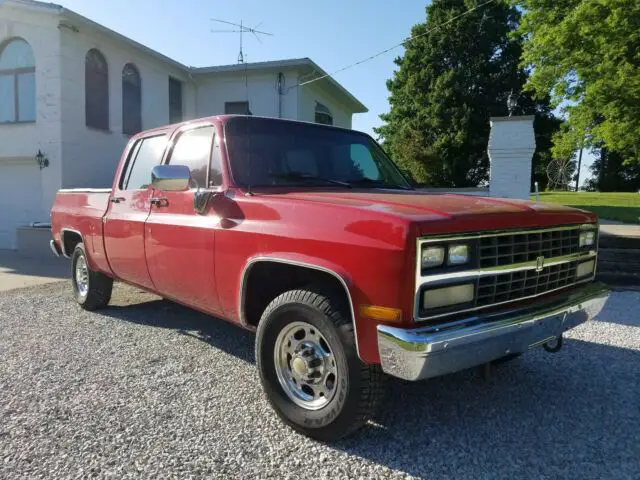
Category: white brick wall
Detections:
[{"x1": 488, "y1": 116, "x2": 535, "y2": 200}]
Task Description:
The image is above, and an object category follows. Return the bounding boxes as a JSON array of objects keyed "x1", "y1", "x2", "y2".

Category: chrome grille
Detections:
[
  {"x1": 479, "y1": 229, "x2": 580, "y2": 268},
  {"x1": 477, "y1": 261, "x2": 578, "y2": 307}
]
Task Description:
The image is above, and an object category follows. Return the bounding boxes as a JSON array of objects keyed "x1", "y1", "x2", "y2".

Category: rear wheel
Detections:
[
  {"x1": 255, "y1": 287, "x2": 385, "y2": 441},
  {"x1": 71, "y1": 243, "x2": 113, "y2": 310}
]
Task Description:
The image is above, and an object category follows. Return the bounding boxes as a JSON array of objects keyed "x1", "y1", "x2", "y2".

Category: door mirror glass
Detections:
[{"x1": 151, "y1": 164, "x2": 191, "y2": 191}]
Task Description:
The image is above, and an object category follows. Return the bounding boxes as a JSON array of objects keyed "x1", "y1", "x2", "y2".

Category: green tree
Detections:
[
  {"x1": 518, "y1": 0, "x2": 640, "y2": 165},
  {"x1": 376, "y1": 0, "x2": 558, "y2": 187},
  {"x1": 584, "y1": 145, "x2": 640, "y2": 192}
]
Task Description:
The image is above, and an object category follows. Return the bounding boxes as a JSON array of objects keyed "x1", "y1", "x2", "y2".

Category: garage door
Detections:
[{"x1": 0, "y1": 162, "x2": 42, "y2": 249}]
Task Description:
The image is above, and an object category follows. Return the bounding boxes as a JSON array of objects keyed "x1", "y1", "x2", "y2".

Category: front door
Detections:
[
  {"x1": 103, "y1": 133, "x2": 168, "y2": 289},
  {"x1": 144, "y1": 123, "x2": 224, "y2": 315}
]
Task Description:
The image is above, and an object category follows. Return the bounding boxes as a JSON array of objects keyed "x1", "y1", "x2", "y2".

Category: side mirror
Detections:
[{"x1": 151, "y1": 165, "x2": 191, "y2": 192}]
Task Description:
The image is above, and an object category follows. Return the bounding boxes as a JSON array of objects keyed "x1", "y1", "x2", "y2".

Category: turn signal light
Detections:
[{"x1": 359, "y1": 305, "x2": 403, "y2": 323}]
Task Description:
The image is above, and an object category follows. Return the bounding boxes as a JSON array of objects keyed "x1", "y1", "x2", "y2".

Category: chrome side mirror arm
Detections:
[{"x1": 193, "y1": 187, "x2": 223, "y2": 215}]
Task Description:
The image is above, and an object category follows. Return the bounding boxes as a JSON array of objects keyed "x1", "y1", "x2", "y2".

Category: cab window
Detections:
[{"x1": 168, "y1": 126, "x2": 214, "y2": 188}]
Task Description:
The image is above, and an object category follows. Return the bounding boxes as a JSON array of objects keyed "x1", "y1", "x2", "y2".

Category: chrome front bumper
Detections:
[{"x1": 377, "y1": 282, "x2": 610, "y2": 381}]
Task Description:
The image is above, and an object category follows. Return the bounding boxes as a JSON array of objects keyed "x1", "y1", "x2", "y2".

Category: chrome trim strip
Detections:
[
  {"x1": 415, "y1": 224, "x2": 599, "y2": 322},
  {"x1": 49, "y1": 240, "x2": 60, "y2": 257},
  {"x1": 418, "y1": 223, "x2": 598, "y2": 244},
  {"x1": 238, "y1": 257, "x2": 361, "y2": 359},
  {"x1": 60, "y1": 228, "x2": 84, "y2": 258},
  {"x1": 378, "y1": 282, "x2": 610, "y2": 381}
]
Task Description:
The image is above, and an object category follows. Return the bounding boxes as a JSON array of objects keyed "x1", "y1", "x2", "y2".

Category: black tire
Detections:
[
  {"x1": 71, "y1": 243, "x2": 113, "y2": 310},
  {"x1": 255, "y1": 287, "x2": 386, "y2": 441}
]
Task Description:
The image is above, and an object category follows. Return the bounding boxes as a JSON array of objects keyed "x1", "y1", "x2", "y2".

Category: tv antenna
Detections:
[{"x1": 211, "y1": 18, "x2": 273, "y2": 64}]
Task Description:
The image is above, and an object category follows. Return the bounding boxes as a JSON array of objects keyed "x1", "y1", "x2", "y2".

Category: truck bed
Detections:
[{"x1": 50, "y1": 188, "x2": 112, "y2": 274}]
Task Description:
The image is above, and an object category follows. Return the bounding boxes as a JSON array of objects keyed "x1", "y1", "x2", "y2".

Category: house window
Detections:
[
  {"x1": 122, "y1": 63, "x2": 141, "y2": 135},
  {"x1": 314, "y1": 102, "x2": 333, "y2": 125},
  {"x1": 169, "y1": 77, "x2": 182, "y2": 124},
  {"x1": 85, "y1": 49, "x2": 109, "y2": 130},
  {"x1": 225, "y1": 101, "x2": 251, "y2": 115},
  {"x1": 0, "y1": 38, "x2": 36, "y2": 123}
]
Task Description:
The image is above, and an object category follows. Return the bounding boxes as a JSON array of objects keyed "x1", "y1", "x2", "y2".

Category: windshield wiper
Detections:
[
  {"x1": 271, "y1": 172, "x2": 352, "y2": 188},
  {"x1": 346, "y1": 178, "x2": 413, "y2": 190}
]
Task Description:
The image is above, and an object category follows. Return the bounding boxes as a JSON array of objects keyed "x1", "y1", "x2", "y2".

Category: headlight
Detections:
[
  {"x1": 579, "y1": 231, "x2": 595, "y2": 248},
  {"x1": 423, "y1": 283, "x2": 475, "y2": 309},
  {"x1": 421, "y1": 246, "x2": 445, "y2": 269},
  {"x1": 448, "y1": 244, "x2": 469, "y2": 265}
]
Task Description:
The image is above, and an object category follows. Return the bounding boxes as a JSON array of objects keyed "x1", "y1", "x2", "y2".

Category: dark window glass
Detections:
[
  {"x1": 168, "y1": 126, "x2": 213, "y2": 188},
  {"x1": 210, "y1": 134, "x2": 223, "y2": 187},
  {"x1": 122, "y1": 63, "x2": 141, "y2": 135},
  {"x1": 168, "y1": 77, "x2": 182, "y2": 123},
  {"x1": 0, "y1": 38, "x2": 36, "y2": 123},
  {"x1": 225, "y1": 117, "x2": 411, "y2": 190},
  {"x1": 225, "y1": 101, "x2": 251, "y2": 115},
  {"x1": 123, "y1": 135, "x2": 167, "y2": 190},
  {"x1": 314, "y1": 102, "x2": 333, "y2": 125},
  {"x1": 85, "y1": 49, "x2": 109, "y2": 130}
]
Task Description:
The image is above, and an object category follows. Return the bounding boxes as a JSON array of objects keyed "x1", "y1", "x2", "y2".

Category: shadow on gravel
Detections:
[
  {"x1": 97, "y1": 299, "x2": 255, "y2": 363},
  {"x1": 591, "y1": 290, "x2": 640, "y2": 327},
  {"x1": 332, "y1": 338, "x2": 639, "y2": 478}
]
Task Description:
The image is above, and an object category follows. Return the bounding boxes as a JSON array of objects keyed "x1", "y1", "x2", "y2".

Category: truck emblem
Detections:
[{"x1": 535, "y1": 256, "x2": 545, "y2": 272}]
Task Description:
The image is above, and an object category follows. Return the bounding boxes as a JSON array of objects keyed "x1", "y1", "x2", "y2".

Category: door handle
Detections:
[
  {"x1": 110, "y1": 196, "x2": 125, "y2": 204},
  {"x1": 151, "y1": 197, "x2": 169, "y2": 207}
]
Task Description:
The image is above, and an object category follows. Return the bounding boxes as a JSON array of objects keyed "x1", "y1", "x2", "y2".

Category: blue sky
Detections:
[{"x1": 58, "y1": 0, "x2": 593, "y2": 186}]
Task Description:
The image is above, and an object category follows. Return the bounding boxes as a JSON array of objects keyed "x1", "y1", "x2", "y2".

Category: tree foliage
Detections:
[
  {"x1": 375, "y1": 0, "x2": 558, "y2": 187},
  {"x1": 517, "y1": 0, "x2": 640, "y2": 165}
]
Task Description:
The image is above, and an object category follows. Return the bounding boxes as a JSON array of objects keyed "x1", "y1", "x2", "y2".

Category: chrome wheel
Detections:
[
  {"x1": 274, "y1": 321, "x2": 338, "y2": 410},
  {"x1": 75, "y1": 255, "x2": 89, "y2": 297}
]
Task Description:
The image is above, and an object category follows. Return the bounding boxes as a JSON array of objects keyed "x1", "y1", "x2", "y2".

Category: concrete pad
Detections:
[
  {"x1": 0, "y1": 250, "x2": 69, "y2": 292},
  {"x1": 600, "y1": 223, "x2": 640, "y2": 238}
]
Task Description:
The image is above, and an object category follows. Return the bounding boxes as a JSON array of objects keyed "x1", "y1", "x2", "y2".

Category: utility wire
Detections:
[{"x1": 298, "y1": 0, "x2": 496, "y2": 88}]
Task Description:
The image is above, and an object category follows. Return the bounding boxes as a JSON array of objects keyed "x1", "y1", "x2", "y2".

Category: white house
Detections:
[{"x1": 0, "y1": 0, "x2": 367, "y2": 249}]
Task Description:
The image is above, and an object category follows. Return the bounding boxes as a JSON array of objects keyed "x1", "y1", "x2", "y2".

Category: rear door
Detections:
[
  {"x1": 103, "y1": 134, "x2": 168, "y2": 289},
  {"x1": 144, "y1": 123, "x2": 224, "y2": 314}
]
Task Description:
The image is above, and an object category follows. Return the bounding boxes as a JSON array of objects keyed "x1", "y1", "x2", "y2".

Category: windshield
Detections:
[{"x1": 225, "y1": 117, "x2": 411, "y2": 189}]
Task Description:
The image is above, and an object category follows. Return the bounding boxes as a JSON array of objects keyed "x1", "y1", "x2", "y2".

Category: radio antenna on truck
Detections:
[{"x1": 210, "y1": 18, "x2": 273, "y2": 64}]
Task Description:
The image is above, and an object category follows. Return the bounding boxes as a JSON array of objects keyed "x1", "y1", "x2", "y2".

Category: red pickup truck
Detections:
[{"x1": 50, "y1": 116, "x2": 609, "y2": 440}]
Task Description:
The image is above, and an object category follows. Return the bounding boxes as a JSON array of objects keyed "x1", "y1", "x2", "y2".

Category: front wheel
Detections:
[
  {"x1": 71, "y1": 243, "x2": 113, "y2": 310},
  {"x1": 255, "y1": 288, "x2": 385, "y2": 441}
]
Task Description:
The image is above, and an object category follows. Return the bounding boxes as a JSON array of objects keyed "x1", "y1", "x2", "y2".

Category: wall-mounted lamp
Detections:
[
  {"x1": 36, "y1": 149, "x2": 49, "y2": 170},
  {"x1": 507, "y1": 90, "x2": 519, "y2": 117}
]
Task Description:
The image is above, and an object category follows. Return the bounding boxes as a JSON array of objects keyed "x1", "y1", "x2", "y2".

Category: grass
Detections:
[{"x1": 532, "y1": 192, "x2": 640, "y2": 224}]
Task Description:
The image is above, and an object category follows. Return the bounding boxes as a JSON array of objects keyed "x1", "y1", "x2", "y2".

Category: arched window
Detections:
[
  {"x1": 122, "y1": 63, "x2": 141, "y2": 135},
  {"x1": 0, "y1": 38, "x2": 36, "y2": 123},
  {"x1": 85, "y1": 49, "x2": 109, "y2": 130},
  {"x1": 314, "y1": 101, "x2": 333, "y2": 125}
]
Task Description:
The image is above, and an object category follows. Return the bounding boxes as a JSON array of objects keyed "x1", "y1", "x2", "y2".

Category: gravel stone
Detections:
[{"x1": 0, "y1": 282, "x2": 638, "y2": 479}]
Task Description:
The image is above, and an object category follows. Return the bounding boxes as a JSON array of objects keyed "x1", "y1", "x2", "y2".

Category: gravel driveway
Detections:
[{"x1": 1, "y1": 282, "x2": 638, "y2": 479}]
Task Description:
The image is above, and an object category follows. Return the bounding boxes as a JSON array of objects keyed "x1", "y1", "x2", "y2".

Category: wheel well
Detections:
[
  {"x1": 61, "y1": 230, "x2": 83, "y2": 257},
  {"x1": 242, "y1": 261, "x2": 352, "y2": 329}
]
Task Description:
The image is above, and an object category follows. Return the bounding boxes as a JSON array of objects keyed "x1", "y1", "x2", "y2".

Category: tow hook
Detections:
[{"x1": 543, "y1": 335, "x2": 563, "y2": 353}]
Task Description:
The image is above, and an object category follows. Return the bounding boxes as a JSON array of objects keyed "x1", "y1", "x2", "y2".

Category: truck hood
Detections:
[{"x1": 269, "y1": 190, "x2": 596, "y2": 233}]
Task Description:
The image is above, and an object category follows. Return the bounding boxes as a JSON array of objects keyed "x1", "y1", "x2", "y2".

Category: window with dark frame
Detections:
[
  {"x1": 314, "y1": 101, "x2": 333, "y2": 125},
  {"x1": 85, "y1": 49, "x2": 109, "y2": 130},
  {"x1": 122, "y1": 63, "x2": 142, "y2": 135},
  {"x1": 167, "y1": 126, "x2": 214, "y2": 188},
  {"x1": 121, "y1": 135, "x2": 167, "y2": 190},
  {"x1": 168, "y1": 77, "x2": 183, "y2": 124},
  {"x1": 0, "y1": 38, "x2": 36, "y2": 123},
  {"x1": 224, "y1": 101, "x2": 251, "y2": 115}
]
